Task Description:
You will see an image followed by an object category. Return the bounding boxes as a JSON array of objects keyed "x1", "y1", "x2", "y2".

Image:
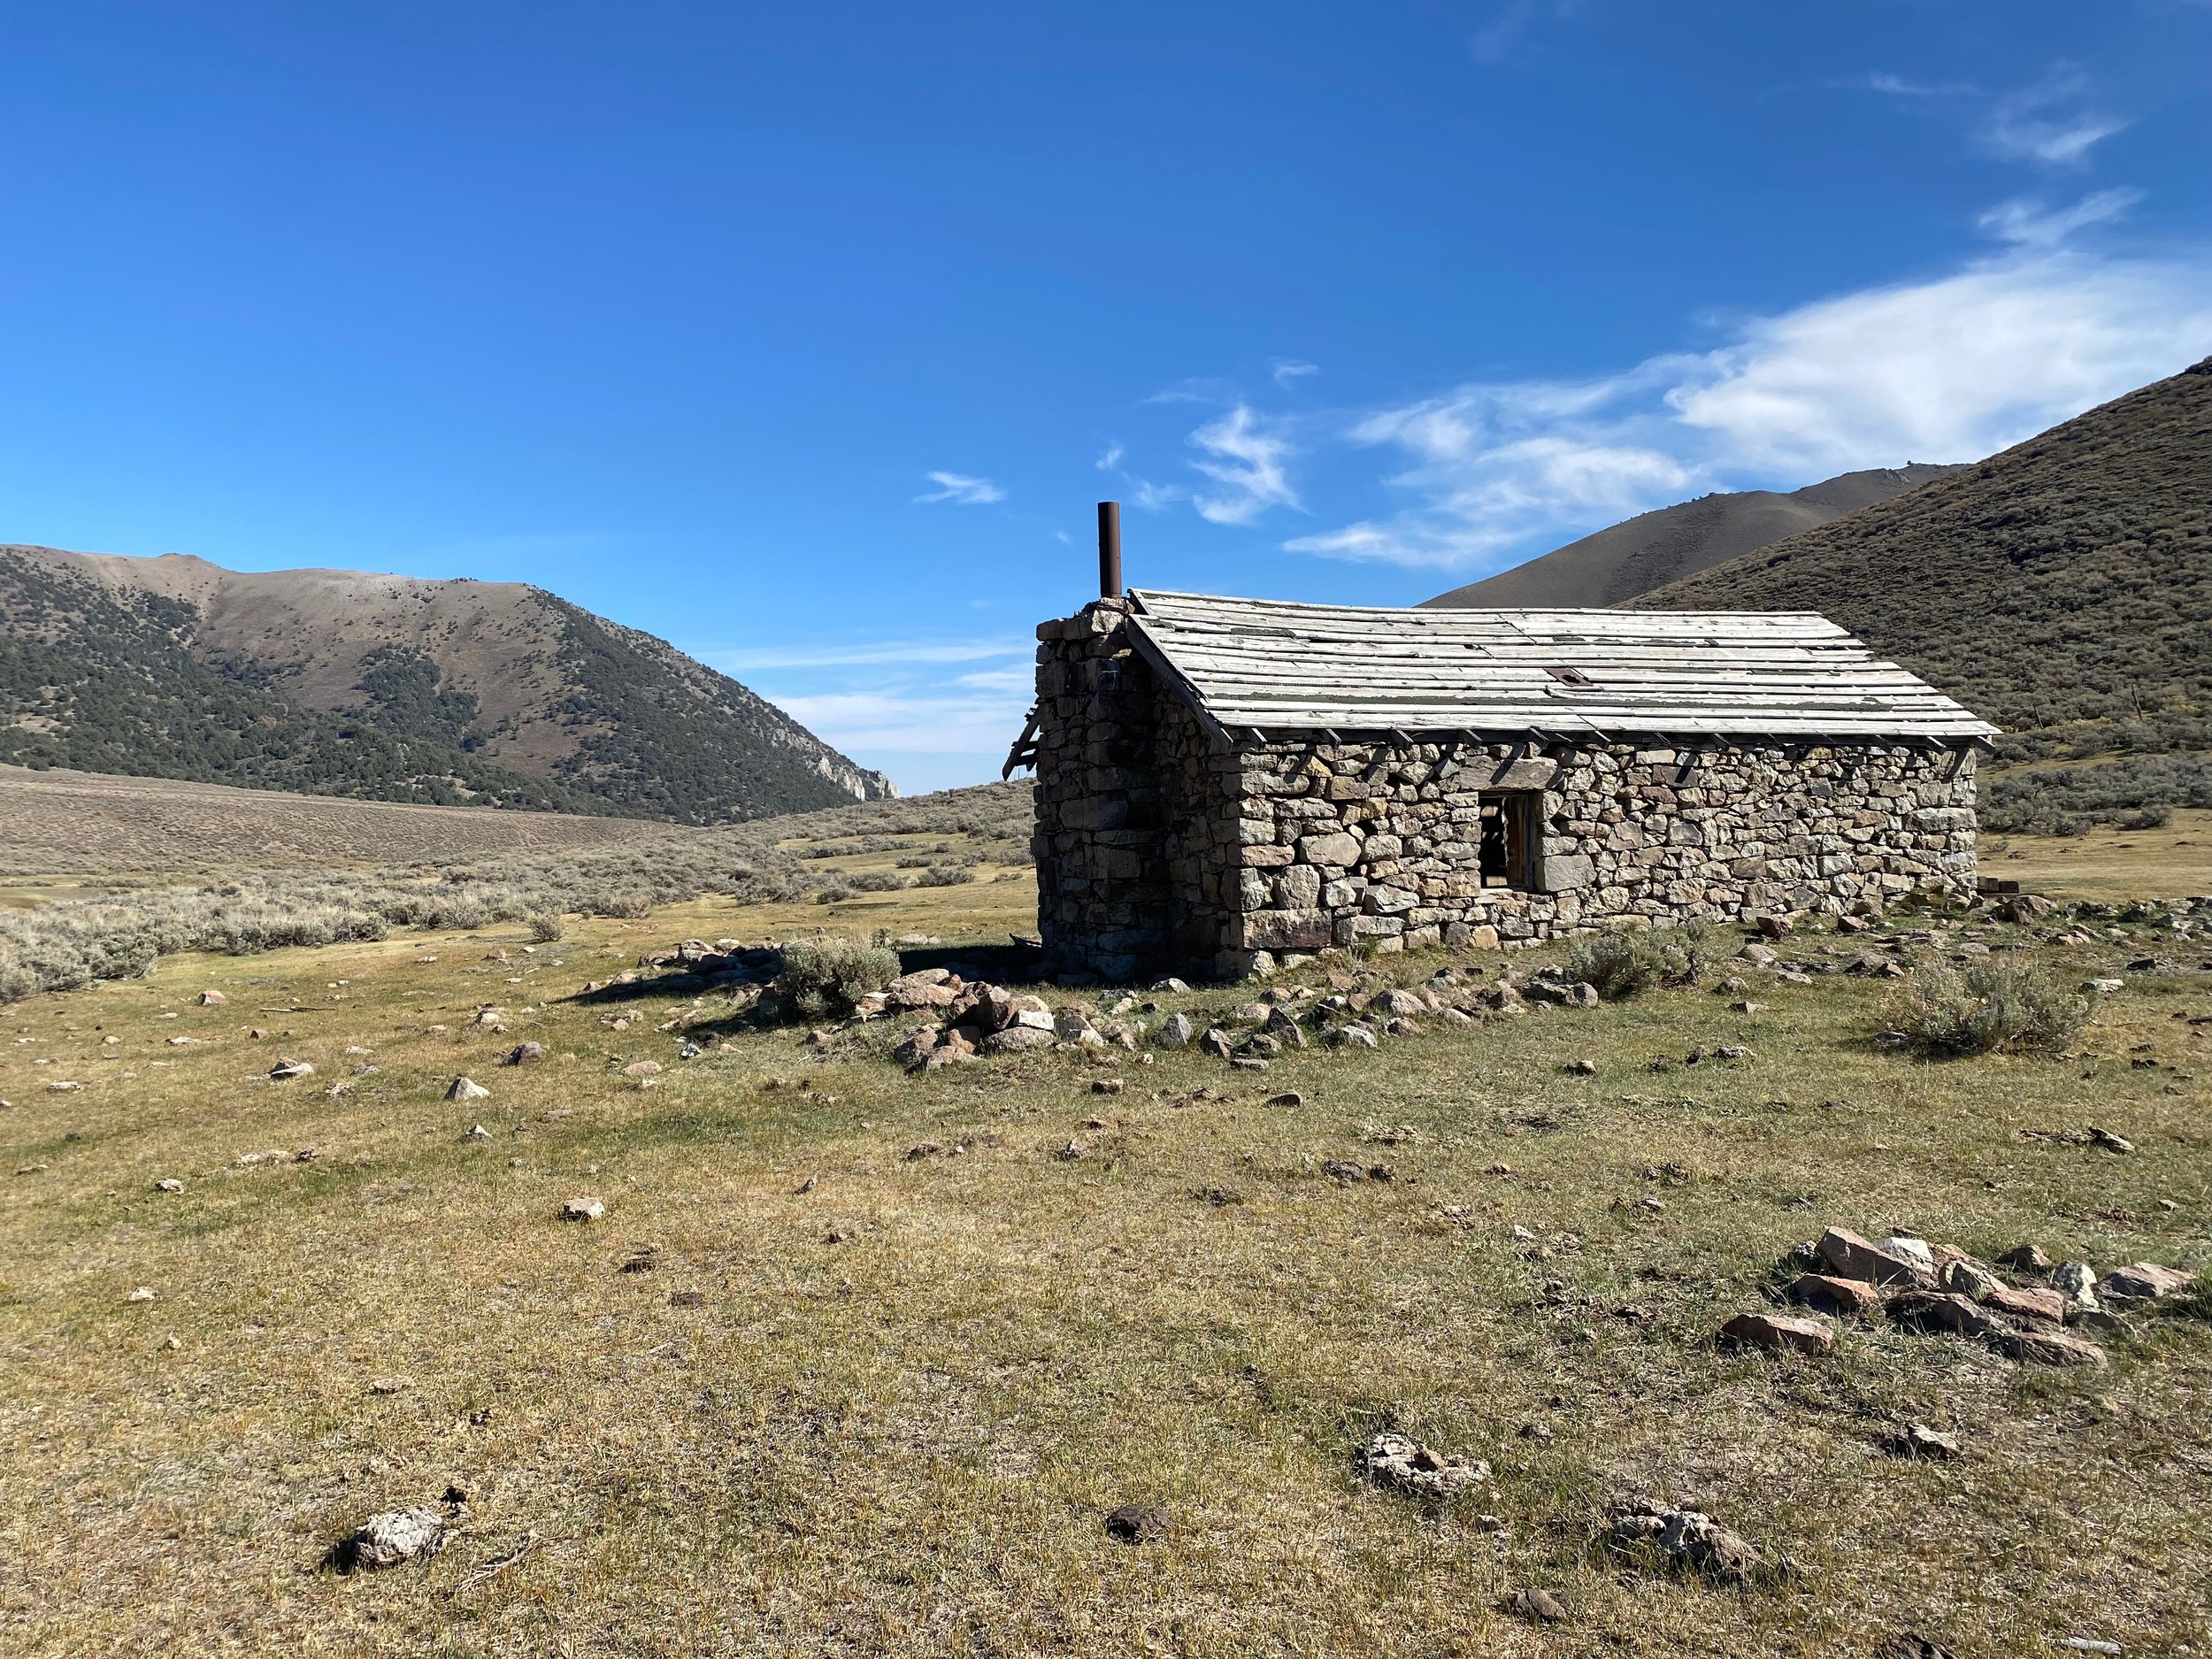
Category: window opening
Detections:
[{"x1": 1478, "y1": 794, "x2": 1536, "y2": 889}]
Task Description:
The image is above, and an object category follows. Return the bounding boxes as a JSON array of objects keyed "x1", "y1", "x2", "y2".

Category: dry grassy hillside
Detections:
[
  {"x1": 1632, "y1": 357, "x2": 2212, "y2": 833},
  {"x1": 0, "y1": 765, "x2": 675, "y2": 883}
]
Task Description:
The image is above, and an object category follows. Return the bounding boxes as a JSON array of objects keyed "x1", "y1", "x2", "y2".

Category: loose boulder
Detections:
[
  {"x1": 1817, "y1": 1226, "x2": 1933, "y2": 1287},
  {"x1": 1786, "y1": 1274, "x2": 1879, "y2": 1317},
  {"x1": 1885, "y1": 1290, "x2": 1999, "y2": 1340},
  {"x1": 1721, "y1": 1311, "x2": 1833, "y2": 1356},
  {"x1": 2097, "y1": 1263, "x2": 2195, "y2": 1303},
  {"x1": 1993, "y1": 1326, "x2": 2109, "y2": 1369},
  {"x1": 447, "y1": 1077, "x2": 491, "y2": 1103}
]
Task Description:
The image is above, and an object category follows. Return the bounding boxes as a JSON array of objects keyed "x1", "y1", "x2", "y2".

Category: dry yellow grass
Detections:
[
  {"x1": 0, "y1": 763, "x2": 678, "y2": 894},
  {"x1": 1987, "y1": 807, "x2": 2212, "y2": 903},
  {"x1": 3, "y1": 864, "x2": 2209, "y2": 1657}
]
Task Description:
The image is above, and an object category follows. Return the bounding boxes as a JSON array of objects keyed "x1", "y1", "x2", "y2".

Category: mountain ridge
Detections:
[{"x1": 1422, "y1": 464, "x2": 1965, "y2": 610}]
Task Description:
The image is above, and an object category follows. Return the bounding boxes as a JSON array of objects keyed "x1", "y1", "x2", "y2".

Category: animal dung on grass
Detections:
[
  {"x1": 1102, "y1": 1505, "x2": 1168, "y2": 1544},
  {"x1": 559, "y1": 1196, "x2": 605, "y2": 1223},
  {"x1": 1502, "y1": 1586, "x2": 1570, "y2": 1624},
  {"x1": 447, "y1": 1076, "x2": 491, "y2": 1102},
  {"x1": 342, "y1": 1507, "x2": 446, "y2": 1571},
  {"x1": 1354, "y1": 1431, "x2": 1490, "y2": 1499}
]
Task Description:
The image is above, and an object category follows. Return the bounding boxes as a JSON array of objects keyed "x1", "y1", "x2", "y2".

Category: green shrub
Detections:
[
  {"x1": 918, "y1": 865, "x2": 975, "y2": 887},
  {"x1": 526, "y1": 911, "x2": 565, "y2": 943},
  {"x1": 848, "y1": 870, "x2": 905, "y2": 892},
  {"x1": 1564, "y1": 925, "x2": 1717, "y2": 998},
  {"x1": 777, "y1": 941, "x2": 900, "y2": 1017},
  {"x1": 1883, "y1": 954, "x2": 2092, "y2": 1056}
]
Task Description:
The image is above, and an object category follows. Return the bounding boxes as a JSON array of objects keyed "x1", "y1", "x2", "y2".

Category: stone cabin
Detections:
[{"x1": 1011, "y1": 589, "x2": 1999, "y2": 983}]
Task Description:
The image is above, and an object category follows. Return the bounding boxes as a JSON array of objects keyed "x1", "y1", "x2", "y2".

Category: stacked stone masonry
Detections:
[{"x1": 1033, "y1": 599, "x2": 1978, "y2": 982}]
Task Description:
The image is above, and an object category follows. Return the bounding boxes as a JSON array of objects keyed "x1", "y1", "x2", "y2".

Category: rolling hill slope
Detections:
[
  {"x1": 0, "y1": 546, "x2": 894, "y2": 824},
  {"x1": 1422, "y1": 464, "x2": 1962, "y2": 609},
  {"x1": 1629, "y1": 356, "x2": 2212, "y2": 832}
]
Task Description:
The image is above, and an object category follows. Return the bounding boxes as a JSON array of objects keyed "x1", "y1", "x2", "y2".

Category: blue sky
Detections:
[{"x1": 4, "y1": 4, "x2": 2209, "y2": 793}]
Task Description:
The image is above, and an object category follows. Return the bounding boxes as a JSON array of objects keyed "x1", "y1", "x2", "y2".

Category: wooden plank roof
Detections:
[{"x1": 1122, "y1": 590, "x2": 2001, "y2": 742}]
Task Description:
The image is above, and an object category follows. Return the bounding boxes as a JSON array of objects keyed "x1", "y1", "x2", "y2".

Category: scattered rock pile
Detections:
[
  {"x1": 1737, "y1": 1224, "x2": 2199, "y2": 1369},
  {"x1": 877, "y1": 970, "x2": 1143, "y2": 1068}
]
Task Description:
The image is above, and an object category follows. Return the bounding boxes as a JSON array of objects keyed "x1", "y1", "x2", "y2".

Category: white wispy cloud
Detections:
[
  {"x1": 1981, "y1": 67, "x2": 2128, "y2": 167},
  {"x1": 1859, "y1": 73, "x2": 1975, "y2": 98},
  {"x1": 1284, "y1": 247, "x2": 2212, "y2": 572},
  {"x1": 1471, "y1": 0, "x2": 1579, "y2": 65},
  {"x1": 1094, "y1": 442, "x2": 1124, "y2": 470},
  {"x1": 1977, "y1": 188, "x2": 2144, "y2": 248},
  {"x1": 1187, "y1": 403, "x2": 1301, "y2": 526},
  {"x1": 1271, "y1": 358, "x2": 1319, "y2": 388},
  {"x1": 915, "y1": 470, "x2": 1007, "y2": 505}
]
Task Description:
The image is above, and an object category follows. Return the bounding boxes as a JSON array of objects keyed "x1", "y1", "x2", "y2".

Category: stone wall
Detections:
[{"x1": 1033, "y1": 600, "x2": 1978, "y2": 981}]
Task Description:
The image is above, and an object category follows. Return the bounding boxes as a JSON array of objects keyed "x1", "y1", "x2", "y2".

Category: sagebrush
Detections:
[
  {"x1": 1882, "y1": 953, "x2": 2093, "y2": 1056},
  {"x1": 1565, "y1": 925, "x2": 1717, "y2": 999}
]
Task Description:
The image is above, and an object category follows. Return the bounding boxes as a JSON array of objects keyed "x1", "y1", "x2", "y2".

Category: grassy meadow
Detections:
[{"x1": 0, "y1": 802, "x2": 2208, "y2": 1657}]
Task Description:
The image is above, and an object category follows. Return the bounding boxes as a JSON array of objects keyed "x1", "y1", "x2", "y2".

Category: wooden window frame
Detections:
[{"x1": 1478, "y1": 792, "x2": 1538, "y2": 891}]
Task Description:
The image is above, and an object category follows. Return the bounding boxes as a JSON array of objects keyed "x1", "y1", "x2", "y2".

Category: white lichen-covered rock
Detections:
[
  {"x1": 1355, "y1": 1431, "x2": 1490, "y2": 1498},
  {"x1": 1604, "y1": 1497, "x2": 1763, "y2": 1583},
  {"x1": 447, "y1": 1077, "x2": 491, "y2": 1102},
  {"x1": 560, "y1": 1196, "x2": 606, "y2": 1223},
  {"x1": 347, "y1": 1507, "x2": 446, "y2": 1571}
]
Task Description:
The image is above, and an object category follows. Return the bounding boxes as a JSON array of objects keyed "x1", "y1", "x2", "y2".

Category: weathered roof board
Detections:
[{"x1": 1124, "y1": 590, "x2": 2001, "y2": 742}]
